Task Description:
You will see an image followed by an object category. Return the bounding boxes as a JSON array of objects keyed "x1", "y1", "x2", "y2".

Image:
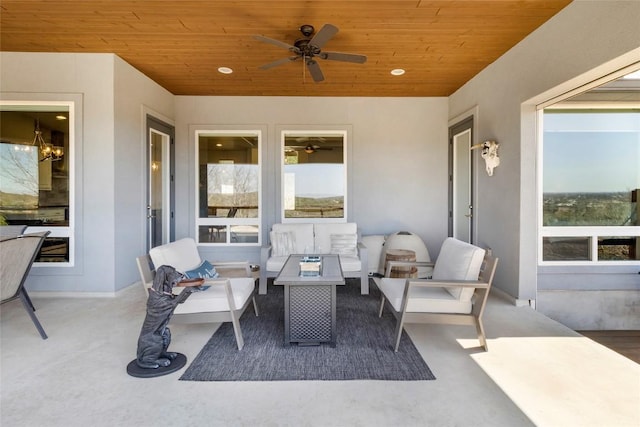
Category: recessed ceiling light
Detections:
[
  {"x1": 216, "y1": 143, "x2": 223, "y2": 147},
  {"x1": 218, "y1": 67, "x2": 233, "y2": 74},
  {"x1": 390, "y1": 69, "x2": 405, "y2": 76},
  {"x1": 55, "y1": 115, "x2": 67, "y2": 120}
]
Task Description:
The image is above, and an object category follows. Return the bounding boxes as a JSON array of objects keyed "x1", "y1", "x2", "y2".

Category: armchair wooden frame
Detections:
[
  {"x1": 136, "y1": 255, "x2": 259, "y2": 350},
  {"x1": 379, "y1": 254, "x2": 498, "y2": 352}
]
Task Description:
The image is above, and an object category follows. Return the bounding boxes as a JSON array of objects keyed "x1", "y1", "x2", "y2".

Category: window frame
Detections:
[
  {"x1": 537, "y1": 106, "x2": 640, "y2": 266},
  {"x1": 193, "y1": 127, "x2": 262, "y2": 246},
  {"x1": 280, "y1": 129, "x2": 348, "y2": 223},
  {"x1": 0, "y1": 100, "x2": 76, "y2": 267}
]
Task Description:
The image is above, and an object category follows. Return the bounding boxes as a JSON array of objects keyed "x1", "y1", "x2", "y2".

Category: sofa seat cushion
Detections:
[
  {"x1": 149, "y1": 238, "x2": 201, "y2": 273},
  {"x1": 378, "y1": 278, "x2": 472, "y2": 314},
  {"x1": 265, "y1": 255, "x2": 289, "y2": 272},
  {"x1": 173, "y1": 277, "x2": 255, "y2": 314},
  {"x1": 339, "y1": 255, "x2": 361, "y2": 272}
]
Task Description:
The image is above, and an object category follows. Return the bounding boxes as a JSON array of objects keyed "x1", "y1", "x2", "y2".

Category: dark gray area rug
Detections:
[{"x1": 179, "y1": 279, "x2": 435, "y2": 381}]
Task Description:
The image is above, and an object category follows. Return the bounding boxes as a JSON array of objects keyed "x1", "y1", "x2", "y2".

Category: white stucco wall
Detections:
[
  {"x1": 1, "y1": 52, "x2": 173, "y2": 293},
  {"x1": 448, "y1": 1, "x2": 640, "y2": 306},
  {"x1": 175, "y1": 96, "x2": 450, "y2": 264},
  {"x1": 113, "y1": 56, "x2": 174, "y2": 291},
  {"x1": 1, "y1": 52, "x2": 116, "y2": 293}
]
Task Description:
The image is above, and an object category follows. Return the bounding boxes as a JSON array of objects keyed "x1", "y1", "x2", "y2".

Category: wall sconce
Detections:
[
  {"x1": 33, "y1": 120, "x2": 64, "y2": 162},
  {"x1": 470, "y1": 140, "x2": 500, "y2": 176}
]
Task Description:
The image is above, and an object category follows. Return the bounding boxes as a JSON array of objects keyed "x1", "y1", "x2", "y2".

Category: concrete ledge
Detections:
[{"x1": 537, "y1": 289, "x2": 640, "y2": 330}]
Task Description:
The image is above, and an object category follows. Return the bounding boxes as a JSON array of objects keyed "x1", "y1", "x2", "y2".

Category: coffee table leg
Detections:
[{"x1": 284, "y1": 285, "x2": 291, "y2": 346}]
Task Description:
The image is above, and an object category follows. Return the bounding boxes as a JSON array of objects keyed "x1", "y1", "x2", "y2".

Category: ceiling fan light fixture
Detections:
[
  {"x1": 299, "y1": 24, "x2": 314, "y2": 37},
  {"x1": 217, "y1": 67, "x2": 233, "y2": 74},
  {"x1": 391, "y1": 68, "x2": 405, "y2": 76}
]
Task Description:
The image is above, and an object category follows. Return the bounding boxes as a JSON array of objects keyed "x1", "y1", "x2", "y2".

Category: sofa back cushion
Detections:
[
  {"x1": 432, "y1": 238, "x2": 485, "y2": 301},
  {"x1": 149, "y1": 238, "x2": 202, "y2": 273},
  {"x1": 314, "y1": 223, "x2": 357, "y2": 254},
  {"x1": 271, "y1": 223, "x2": 314, "y2": 255}
]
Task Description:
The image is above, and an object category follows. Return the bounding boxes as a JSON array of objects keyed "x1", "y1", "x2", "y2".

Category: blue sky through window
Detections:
[{"x1": 543, "y1": 111, "x2": 640, "y2": 193}]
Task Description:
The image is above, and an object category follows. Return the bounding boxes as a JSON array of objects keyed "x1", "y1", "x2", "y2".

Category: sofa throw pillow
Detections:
[
  {"x1": 184, "y1": 260, "x2": 219, "y2": 279},
  {"x1": 271, "y1": 231, "x2": 296, "y2": 257},
  {"x1": 330, "y1": 233, "x2": 358, "y2": 257}
]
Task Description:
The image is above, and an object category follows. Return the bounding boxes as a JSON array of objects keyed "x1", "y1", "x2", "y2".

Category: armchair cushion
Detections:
[
  {"x1": 173, "y1": 277, "x2": 256, "y2": 314},
  {"x1": 378, "y1": 278, "x2": 472, "y2": 314},
  {"x1": 432, "y1": 238, "x2": 485, "y2": 302},
  {"x1": 149, "y1": 238, "x2": 201, "y2": 273}
]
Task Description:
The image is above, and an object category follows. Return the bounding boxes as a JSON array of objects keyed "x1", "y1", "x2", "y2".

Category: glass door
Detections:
[
  {"x1": 449, "y1": 117, "x2": 474, "y2": 243},
  {"x1": 146, "y1": 116, "x2": 174, "y2": 250}
]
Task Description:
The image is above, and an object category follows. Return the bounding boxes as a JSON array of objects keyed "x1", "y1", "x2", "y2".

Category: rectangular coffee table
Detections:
[{"x1": 274, "y1": 254, "x2": 345, "y2": 347}]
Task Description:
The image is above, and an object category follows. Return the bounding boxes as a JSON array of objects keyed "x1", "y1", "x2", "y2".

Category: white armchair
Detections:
[
  {"x1": 137, "y1": 238, "x2": 258, "y2": 350},
  {"x1": 376, "y1": 237, "x2": 498, "y2": 352}
]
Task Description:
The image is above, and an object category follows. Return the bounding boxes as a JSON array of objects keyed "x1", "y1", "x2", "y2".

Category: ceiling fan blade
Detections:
[
  {"x1": 309, "y1": 24, "x2": 338, "y2": 49},
  {"x1": 306, "y1": 59, "x2": 325, "y2": 82},
  {"x1": 320, "y1": 51, "x2": 367, "y2": 64},
  {"x1": 253, "y1": 35, "x2": 300, "y2": 53},
  {"x1": 259, "y1": 56, "x2": 299, "y2": 70}
]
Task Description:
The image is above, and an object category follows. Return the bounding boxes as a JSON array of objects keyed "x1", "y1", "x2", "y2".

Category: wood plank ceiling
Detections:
[{"x1": 0, "y1": 1, "x2": 572, "y2": 97}]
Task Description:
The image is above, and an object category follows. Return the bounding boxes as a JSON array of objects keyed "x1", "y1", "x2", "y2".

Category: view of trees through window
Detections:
[
  {"x1": 0, "y1": 106, "x2": 72, "y2": 262},
  {"x1": 197, "y1": 132, "x2": 260, "y2": 244}
]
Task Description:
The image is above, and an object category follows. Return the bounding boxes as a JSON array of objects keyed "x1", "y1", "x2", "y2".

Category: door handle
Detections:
[{"x1": 464, "y1": 214, "x2": 472, "y2": 218}]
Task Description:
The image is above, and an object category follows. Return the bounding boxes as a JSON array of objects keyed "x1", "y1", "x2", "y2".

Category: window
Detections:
[
  {"x1": 196, "y1": 130, "x2": 261, "y2": 245},
  {"x1": 0, "y1": 102, "x2": 74, "y2": 264},
  {"x1": 282, "y1": 131, "x2": 346, "y2": 221},
  {"x1": 540, "y1": 108, "x2": 640, "y2": 263}
]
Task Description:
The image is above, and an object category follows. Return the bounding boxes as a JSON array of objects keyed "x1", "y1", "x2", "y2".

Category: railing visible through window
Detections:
[
  {"x1": 195, "y1": 130, "x2": 261, "y2": 245},
  {"x1": 0, "y1": 102, "x2": 74, "y2": 264}
]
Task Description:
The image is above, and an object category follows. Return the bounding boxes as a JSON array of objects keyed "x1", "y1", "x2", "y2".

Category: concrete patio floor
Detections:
[{"x1": 1, "y1": 281, "x2": 638, "y2": 427}]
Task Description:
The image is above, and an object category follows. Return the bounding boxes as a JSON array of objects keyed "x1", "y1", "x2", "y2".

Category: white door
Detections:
[{"x1": 449, "y1": 118, "x2": 474, "y2": 243}]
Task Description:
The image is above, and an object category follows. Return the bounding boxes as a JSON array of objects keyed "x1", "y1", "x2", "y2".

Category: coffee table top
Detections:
[{"x1": 274, "y1": 254, "x2": 345, "y2": 286}]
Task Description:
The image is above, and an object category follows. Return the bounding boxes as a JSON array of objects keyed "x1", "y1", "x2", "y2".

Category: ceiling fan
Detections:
[{"x1": 254, "y1": 24, "x2": 367, "y2": 82}]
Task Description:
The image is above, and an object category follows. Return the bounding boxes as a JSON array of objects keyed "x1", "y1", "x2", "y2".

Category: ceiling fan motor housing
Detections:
[{"x1": 294, "y1": 39, "x2": 321, "y2": 56}]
